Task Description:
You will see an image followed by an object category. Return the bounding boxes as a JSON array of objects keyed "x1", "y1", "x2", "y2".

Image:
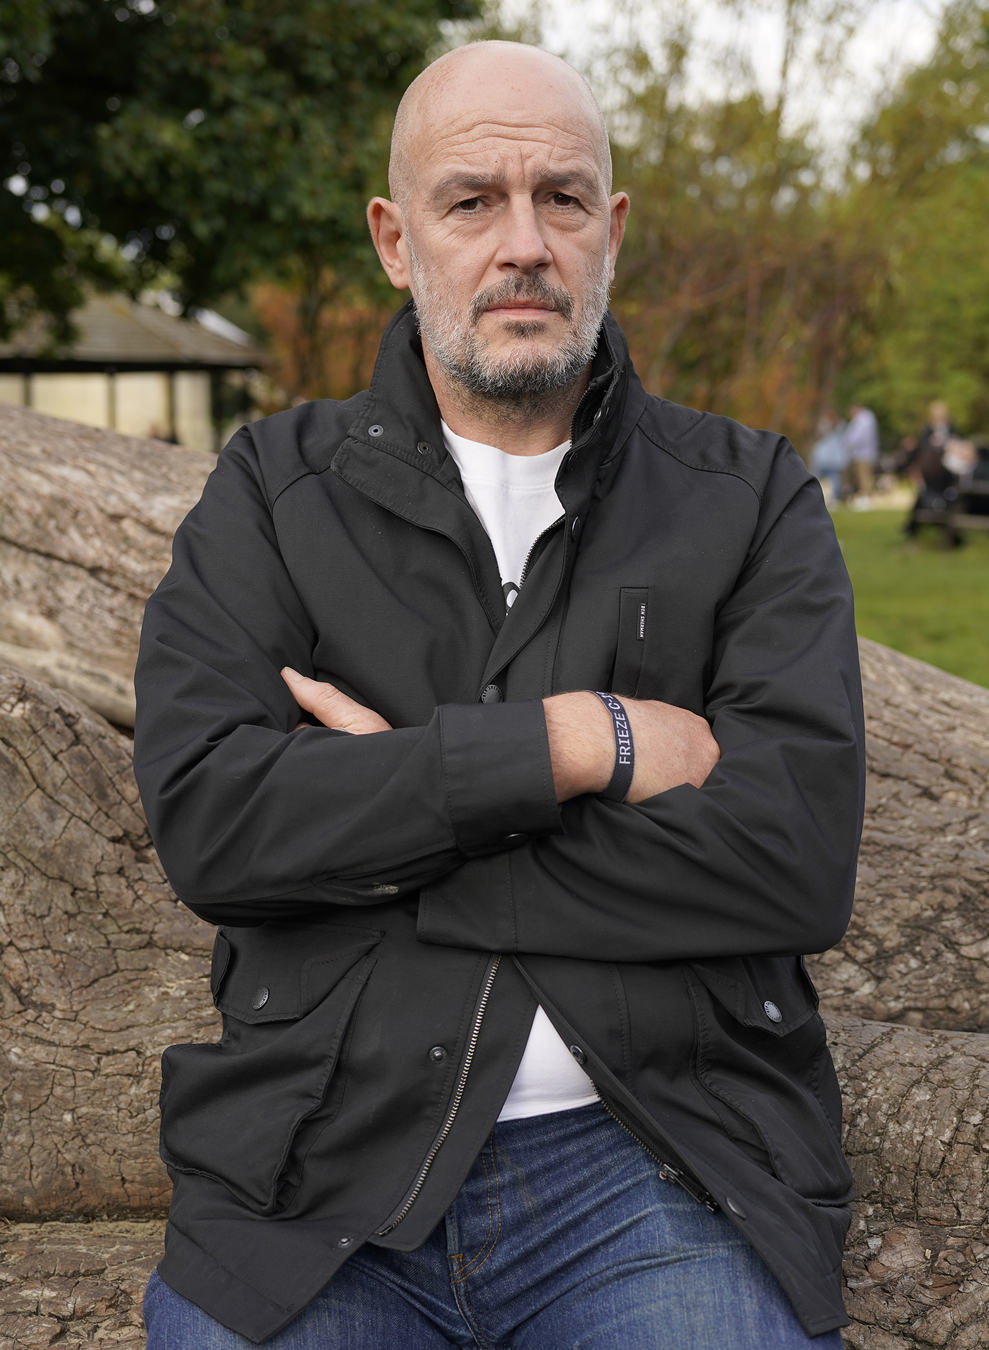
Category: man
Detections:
[
  {"x1": 135, "y1": 41, "x2": 863, "y2": 1349},
  {"x1": 842, "y1": 403, "x2": 880, "y2": 502}
]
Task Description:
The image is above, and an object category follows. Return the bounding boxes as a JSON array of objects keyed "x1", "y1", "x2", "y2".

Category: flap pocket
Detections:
[
  {"x1": 212, "y1": 922, "x2": 382, "y2": 1023},
  {"x1": 686, "y1": 956, "x2": 850, "y2": 1201},
  {"x1": 688, "y1": 955, "x2": 819, "y2": 1037},
  {"x1": 160, "y1": 921, "x2": 383, "y2": 1214}
]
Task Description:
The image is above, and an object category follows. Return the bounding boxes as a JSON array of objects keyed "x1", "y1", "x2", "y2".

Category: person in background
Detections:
[
  {"x1": 809, "y1": 411, "x2": 848, "y2": 508},
  {"x1": 919, "y1": 400, "x2": 955, "y2": 458},
  {"x1": 903, "y1": 401, "x2": 962, "y2": 544},
  {"x1": 842, "y1": 404, "x2": 880, "y2": 505}
]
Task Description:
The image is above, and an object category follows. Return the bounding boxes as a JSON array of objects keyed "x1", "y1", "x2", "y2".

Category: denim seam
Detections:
[
  {"x1": 450, "y1": 1256, "x2": 494, "y2": 1350},
  {"x1": 455, "y1": 1142, "x2": 502, "y2": 1280}
]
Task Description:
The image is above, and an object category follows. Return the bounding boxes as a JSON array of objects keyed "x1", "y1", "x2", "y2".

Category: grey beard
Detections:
[{"x1": 408, "y1": 248, "x2": 611, "y2": 418}]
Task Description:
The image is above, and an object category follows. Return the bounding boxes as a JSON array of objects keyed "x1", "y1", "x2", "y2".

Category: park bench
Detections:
[{"x1": 912, "y1": 479, "x2": 989, "y2": 532}]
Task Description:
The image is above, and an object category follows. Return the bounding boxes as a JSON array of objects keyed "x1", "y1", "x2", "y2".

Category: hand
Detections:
[
  {"x1": 623, "y1": 697, "x2": 721, "y2": 803},
  {"x1": 281, "y1": 668, "x2": 392, "y2": 735},
  {"x1": 543, "y1": 691, "x2": 719, "y2": 804}
]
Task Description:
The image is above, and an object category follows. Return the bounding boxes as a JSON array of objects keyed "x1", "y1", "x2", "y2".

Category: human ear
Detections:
[
  {"x1": 607, "y1": 192, "x2": 630, "y2": 280},
  {"x1": 367, "y1": 198, "x2": 411, "y2": 290}
]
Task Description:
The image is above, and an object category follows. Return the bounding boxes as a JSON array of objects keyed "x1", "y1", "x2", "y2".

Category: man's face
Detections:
[{"x1": 383, "y1": 67, "x2": 627, "y2": 402}]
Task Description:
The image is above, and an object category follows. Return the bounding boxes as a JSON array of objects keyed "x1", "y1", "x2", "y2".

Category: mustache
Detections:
[{"x1": 469, "y1": 275, "x2": 574, "y2": 326}]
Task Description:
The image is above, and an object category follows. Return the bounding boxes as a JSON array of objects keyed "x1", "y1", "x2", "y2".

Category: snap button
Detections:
[
  {"x1": 336, "y1": 1235, "x2": 354, "y2": 1248},
  {"x1": 251, "y1": 985, "x2": 269, "y2": 1010},
  {"x1": 502, "y1": 832, "x2": 528, "y2": 847},
  {"x1": 479, "y1": 683, "x2": 504, "y2": 703},
  {"x1": 429, "y1": 1045, "x2": 447, "y2": 1063},
  {"x1": 593, "y1": 409, "x2": 602, "y2": 422},
  {"x1": 368, "y1": 424, "x2": 384, "y2": 437},
  {"x1": 725, "y1": 1196, "x2": 747, "y2": 1219},
  {"x1": 569, "y1": 1044, "x2": 586, "y2": 1066},
  {"x1": 763, "y1": 1000, "x2": 782, "y2": 1023},
  {"x1": 416, "y1": 441, "x2": 431, "y2": 454},
  {"x1": 571, "y1": 517, "x2": 580, "y2": 536}
]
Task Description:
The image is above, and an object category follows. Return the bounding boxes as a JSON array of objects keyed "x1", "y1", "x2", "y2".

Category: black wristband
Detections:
[{"x1": 593, "y1": 691, "x2": 634, "y2": 803}]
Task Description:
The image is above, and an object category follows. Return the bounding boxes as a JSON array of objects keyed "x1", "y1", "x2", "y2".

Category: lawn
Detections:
[{"x1": 831, "y1": 506, "x2": 989, "y2": 689}]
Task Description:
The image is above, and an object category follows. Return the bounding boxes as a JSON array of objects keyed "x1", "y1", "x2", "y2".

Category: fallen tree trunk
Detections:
[
  {"x1": 0, "y1": 661, "x2": 218, "y2": 1219},
  {"x1": 0, "y1": 402, "x2": 214, "y2": 727},
  {"x1": 1, "y1": 396, "x2": 989, "y2": 1348},
  {"x1": 807, "y1": 638, "x2": 989, "y2": 1032},
  {"x1": 831, "y1": 1017, "x2": 989, "y2": 1349},
  {"x1": 0, "y1": 1221, "x2": 161, "y2": 1349}
]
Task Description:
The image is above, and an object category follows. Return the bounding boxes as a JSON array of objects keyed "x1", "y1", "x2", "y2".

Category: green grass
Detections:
[{"x1": 831, "y1": 507, "x2": 989, "y2": 688}]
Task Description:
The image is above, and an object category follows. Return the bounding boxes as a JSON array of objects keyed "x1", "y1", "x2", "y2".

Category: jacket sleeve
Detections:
[
  {"x1": 417, "y1": 462, "x2": 866, "y2": 961},
  {"x1": 133, "y1": 428, "x2": 561, "y2": 925}
]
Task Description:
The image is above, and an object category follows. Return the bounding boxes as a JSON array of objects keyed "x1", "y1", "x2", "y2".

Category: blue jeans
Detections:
[{"x1": 145, "y1": 1103, "x2": 845, "y2": 1348}]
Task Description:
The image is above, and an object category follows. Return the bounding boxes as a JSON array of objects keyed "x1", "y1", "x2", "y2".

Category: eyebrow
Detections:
[{"x1": 429, "y1": 168, "x2": 601, "y2": 205}]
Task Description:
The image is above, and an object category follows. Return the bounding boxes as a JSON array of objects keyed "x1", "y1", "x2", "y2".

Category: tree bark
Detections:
[
  {"x1": 0, "y1": 661, "x2": 218, "y2": 1220},
  {"x1": 0, "y1": 1221, "x2": 162, "y2": 1349},
  {"x1": 807, "y1": 637, "x2": 989, "y2": 1032},
  {"x1": 832, "y1": 1017, "x2": 989, "y2": 1348},
  {"x1": 0, "y1": 403, "x2": 214, "y2": 726}
]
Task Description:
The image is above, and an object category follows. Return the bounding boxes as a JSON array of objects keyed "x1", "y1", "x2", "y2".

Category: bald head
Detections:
[
  {"x1": 388, "y1": 42, "x2": 612, "y2": 213},
  {"x1": 367, "y1": 39, "x2": 628, "y2": 439}
]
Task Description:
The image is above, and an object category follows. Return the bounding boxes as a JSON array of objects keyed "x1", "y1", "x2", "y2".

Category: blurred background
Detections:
[{"x1": 2, "y1": 0, "x2": 988, "y2": 683}]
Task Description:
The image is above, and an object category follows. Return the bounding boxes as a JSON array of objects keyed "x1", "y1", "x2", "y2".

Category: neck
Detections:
[{"x1": 423, "y1": 343, "x2": 590, "y2": 457}]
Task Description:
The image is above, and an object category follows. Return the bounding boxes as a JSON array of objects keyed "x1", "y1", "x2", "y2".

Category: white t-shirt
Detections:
[{"x1": 442, "y1": 420, "x2": 599, "y2": 1122}]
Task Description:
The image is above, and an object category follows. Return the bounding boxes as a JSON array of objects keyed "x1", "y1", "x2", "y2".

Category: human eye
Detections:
[
  {"x1": 550, "y1": 192, "x2": 579, "y2": 207},
  {"x1": 455, "y1": 197, "x2": 483, "y2": 213}
]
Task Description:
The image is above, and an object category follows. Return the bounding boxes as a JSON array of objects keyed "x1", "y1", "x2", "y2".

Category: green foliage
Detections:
[
  {"x1": 833, "y1": 507, "x2": 989, "y2": 687},
  {"x1": 606, "y1": 38, "x2": 880, "y2": 447},
  {"x1": 844, "y1": 1, "x2": 989, "y2": 434},
  {"x1": 1, "y1": 0, "x2": 478, "y2": 341},
  {"x1": 5, "y1": 0, "x2": 987, "y2": 438},
  {"x1": 599, "y1": 0, "x2": 989, "y2": 447}
]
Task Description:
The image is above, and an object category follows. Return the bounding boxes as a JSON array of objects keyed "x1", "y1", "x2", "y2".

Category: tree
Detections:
[
  {"x1": 605, "y1": 32, "x2": 880, "y2": 452},
  {"x1": 843, "y1": 0, "x2": 989, "y2": 435},
  {"x1": 0, "y1": 0, "x2": 478, "y2": 349}
]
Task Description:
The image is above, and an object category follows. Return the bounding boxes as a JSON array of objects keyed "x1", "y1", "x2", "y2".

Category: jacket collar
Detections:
[
  {"x1": 331, "y1": 300, "x2": 641, "y2": 638},
  {"x1": 343, "y1": 298, "x2": 632, "y2": 475}
]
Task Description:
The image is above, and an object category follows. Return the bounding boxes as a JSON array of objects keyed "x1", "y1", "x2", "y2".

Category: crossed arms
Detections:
[
  {"x1": 282, "y1": 670, "x2": 721, "y2": 804},
  {"x1": 133, "y1": 424, "x2": 864, "y2": 962}
]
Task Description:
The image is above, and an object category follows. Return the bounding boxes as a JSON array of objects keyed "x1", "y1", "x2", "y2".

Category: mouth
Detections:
[
  {"x1": 468, "y1": 280, "x2": 574, "y2": 327},
  {"x1": 483, "y1": 301, "x2": 558, "y2": 319}
]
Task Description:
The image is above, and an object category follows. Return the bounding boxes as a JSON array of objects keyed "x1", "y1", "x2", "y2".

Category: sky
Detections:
[{"x1": 496, "y1": 0, "x2": 946, "y2": 159}]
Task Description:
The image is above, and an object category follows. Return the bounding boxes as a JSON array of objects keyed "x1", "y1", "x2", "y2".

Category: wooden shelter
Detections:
[{"x1": 0, "y1": 293, "x2": 266, "y2": 451}]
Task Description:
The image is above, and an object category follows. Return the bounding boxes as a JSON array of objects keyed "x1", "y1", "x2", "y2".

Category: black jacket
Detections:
[{"x1": 134, "y1": 304, "x2": 865, "y2": 1343}]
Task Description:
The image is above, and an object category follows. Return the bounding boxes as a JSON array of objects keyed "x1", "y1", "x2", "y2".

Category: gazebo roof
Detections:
[{"x1": 0, "y1": 294, "x2": 267, "y2": 372}]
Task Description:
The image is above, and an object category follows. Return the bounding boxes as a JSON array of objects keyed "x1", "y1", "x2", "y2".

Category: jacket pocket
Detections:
[
  {"x1": 686, "y1": 956, "x2": 851, "y2": 1203},
  {"x1": 160, "y1": 921, "x2": 382, "y2": 1214},
  {"x1": 610, "y1": 587, "x2": 649, "y2": 698}
]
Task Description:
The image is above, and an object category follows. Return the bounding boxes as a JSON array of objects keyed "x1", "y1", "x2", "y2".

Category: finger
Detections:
[{"x1": 281, "y1": 668, "x2": 392, "y2": 735}]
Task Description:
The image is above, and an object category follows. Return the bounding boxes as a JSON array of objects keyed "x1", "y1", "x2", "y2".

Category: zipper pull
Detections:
[{"x1": 658, "y1": 1163, "x2": 719, "y2": 1213}]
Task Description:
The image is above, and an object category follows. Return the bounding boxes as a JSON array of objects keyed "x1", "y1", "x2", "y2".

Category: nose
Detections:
[{"x1": 495, "y1": 195, "x2": 553, "y2": 273}]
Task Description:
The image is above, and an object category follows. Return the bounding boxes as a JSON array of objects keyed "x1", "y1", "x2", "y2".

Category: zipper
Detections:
[
  {"x1": 568, "y1": 378, "x2": 596, "y2": 447},
  {"x1": 515, "y1": 375, "x2": 603, "y2": 595},
  {"x1": 518, "y1": 517, "x2": 564, "y2": 590},
  {"x1": 376, "y1": 955, "x2": 501, "y2": 1235},
  {"x1": 595, "y1": 1087, "x2": 720, "y2": 1214}
]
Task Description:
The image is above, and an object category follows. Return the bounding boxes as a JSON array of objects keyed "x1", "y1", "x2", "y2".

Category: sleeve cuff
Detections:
[{"x1": 438, "y1": 699, "x2": 562, "y2": 857}]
